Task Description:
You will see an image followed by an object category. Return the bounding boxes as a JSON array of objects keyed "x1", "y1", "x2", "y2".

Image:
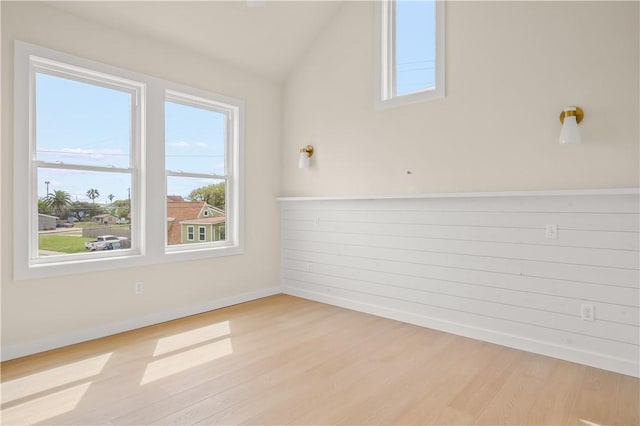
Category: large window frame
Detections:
[
  {"x1": 375, "y1": 0, "x2": 445, "y2": 109},
  {"x1": 14, "y1": 41, "x2": 244, "y2": 280}
]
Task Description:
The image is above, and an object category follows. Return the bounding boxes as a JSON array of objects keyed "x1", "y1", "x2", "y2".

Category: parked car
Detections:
[{"x1": 84, "y1": 235, "x2": 127, "y2": 251}]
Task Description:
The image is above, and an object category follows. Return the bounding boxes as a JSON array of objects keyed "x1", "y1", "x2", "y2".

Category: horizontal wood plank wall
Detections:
[{"x1": 279, "y1": 191, "x2": 640, "y2": 377}]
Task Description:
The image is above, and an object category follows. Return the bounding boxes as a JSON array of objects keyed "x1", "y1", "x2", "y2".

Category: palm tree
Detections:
[
  {"x1": 44, "y1": 190, "x2": 72, "y2": 217},
  {"x1": 86, "y1": 188, "x2": 100, "y2": 204},
  {"x1": 108, "y1": 194, "x2": 115, "y2": 204}
]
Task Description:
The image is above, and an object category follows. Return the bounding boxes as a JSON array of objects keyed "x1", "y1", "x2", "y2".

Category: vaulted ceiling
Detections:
[{"x1": 50, "y1": 1, "x2": 344, "y2": 82}]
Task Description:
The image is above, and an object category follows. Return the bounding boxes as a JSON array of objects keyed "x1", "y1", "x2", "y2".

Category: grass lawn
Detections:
[{"x1": 39, "y1": 235, "x2": 95, "y2": 254}]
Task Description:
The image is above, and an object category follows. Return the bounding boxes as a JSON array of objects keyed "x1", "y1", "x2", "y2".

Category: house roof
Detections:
[
  {"x1": 166, "y1": 199, "x2": 225, "y2": 245},
  {"x1": 167, "y1": 201, "x2": 208, "y2": 222},
  {"x1": 180, "y1": 217, "x2": 226, "y2": 225}
]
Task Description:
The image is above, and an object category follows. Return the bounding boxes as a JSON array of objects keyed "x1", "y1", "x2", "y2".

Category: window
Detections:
[
  {"x1": 14, "y1": 41, "x2": 244, "y2": 279},
  {"x1": 26, "y1": 55, "x2": 142, "y2": 266},
  {"x1": 165, "y1": 91, "x2": 237, "y2": 250},
  {"x1": 375, "y1": 0, "x2": 445, "y2": 108}
]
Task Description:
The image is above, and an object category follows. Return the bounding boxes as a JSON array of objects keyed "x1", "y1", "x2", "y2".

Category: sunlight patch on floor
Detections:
[
  {"x1": 579, "y1": 420, "x2": 603, "y2": 426},
  {"x1": 0, "y1": 382, "x2": 92, "y2": 425},
  {"x1": 141, "y1": 338, "x2": 233, "y2": 385},
  {"x1": 153, "y1": 321, "x2": 230, "y2": 356},
  {"x1": 1, "y1": 352, "x2": 112, "y2": 404}
]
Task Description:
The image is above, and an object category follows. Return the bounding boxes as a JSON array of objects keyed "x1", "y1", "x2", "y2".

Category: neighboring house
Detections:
[
  {"x1": 92, "y1": 214, "x2": 117, "y2": 224},
  {"x1": 166, "y1": 199, "x2": 225, "y2": 245},
  {"x1": 38, "y1": 214, "x2": 57, "y2": 231}
]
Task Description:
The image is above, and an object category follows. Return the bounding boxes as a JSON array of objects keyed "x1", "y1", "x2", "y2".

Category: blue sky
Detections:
[
  {"x1": 395, "y1": 0, "x2": 436, "y2": 95},
  {"x1": 36, "y1": 73, "x2": 225, "y2": 204}
]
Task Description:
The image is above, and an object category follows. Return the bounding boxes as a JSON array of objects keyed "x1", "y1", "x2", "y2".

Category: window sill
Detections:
[{"x1": 15, "y1": 245, "x2": 244, "y2": 281}]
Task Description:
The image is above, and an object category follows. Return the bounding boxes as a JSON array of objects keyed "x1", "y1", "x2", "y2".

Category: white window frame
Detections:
[
  {"x1": 13, "y1": 41, "x2": 244, "y2": 280},
  {"x1": 375, "y1": 0, "x2": 445, "y2": 109},
  {"x1": 187, "y1": 226, "x2": 195, "y2": 241},
  {"x1": 198, "y1": 226, "x2": 206, "y2": 242},
  {"x1": 26, "y1": 55, "x2": 144, "y2": 265},
  {"x1": 164, "y1": 90, "x2": 240, "y2": 252}
]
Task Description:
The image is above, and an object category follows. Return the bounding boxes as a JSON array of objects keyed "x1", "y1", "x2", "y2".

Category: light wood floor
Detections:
[{"x1": 1, "y1": 295, "x2": 638, "y2": 425}]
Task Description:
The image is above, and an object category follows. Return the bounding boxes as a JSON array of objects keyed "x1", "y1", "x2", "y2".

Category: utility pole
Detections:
[{"x1": 45, "y1": 180, "x2": 50, "y2": 195}]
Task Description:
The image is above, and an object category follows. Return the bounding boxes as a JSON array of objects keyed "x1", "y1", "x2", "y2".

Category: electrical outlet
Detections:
[
  {"x1": 545, "y1": 224, "x2": 558, "y2": 239},
  {"x1": 581, "y1": 304, "x2": 594, "y2": 321},
  {"x1": 135, "y1": 282, "x2": 144, "y2": 295}
]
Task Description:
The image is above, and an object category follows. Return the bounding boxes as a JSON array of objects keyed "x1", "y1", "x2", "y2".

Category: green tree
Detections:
[
  {"x1": 187, "y1": 183, "x2": 225, "y2": 209},
  {"x1": 108, "y1": 194, "x2": 115, "y2": 204},
  {"x1": 86, "y1": 188, "x2": 100, "y2": 204},
  {"x1": 44, "y1": 190, "x2": 72, "y2": 217},
  {"x1": 69, "y1": 200, "x2": 105, "y2": 221},
  {"x1": 37, "y1": 198, "x2": 51, "y2": 215},
  {"x1": 112, "y1": 199, "x2": 130, "y2": 219}
]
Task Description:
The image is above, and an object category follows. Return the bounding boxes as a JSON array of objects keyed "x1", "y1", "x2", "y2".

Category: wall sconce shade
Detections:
[
  {"x1": 559, "y1": 106, "x2": 583, "y2": 145},
  {"x1": 298, "y1": 145, "x2": 314, "y2": 169}
]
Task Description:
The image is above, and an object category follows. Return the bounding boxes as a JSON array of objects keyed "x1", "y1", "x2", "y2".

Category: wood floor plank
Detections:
[
  {"x1": 387, "y1": 340, "x2": 513, "y2": 425},
  {"x1": 238, "y1": 325, "x2": 452, "y2": 426},
  {"x1": 524, "y1": 360, "x2": 585, "y2": 425},
  {"x1": 157, "y1": 315, "x2": 404, "y2": 425},
  {"x1": 567, "y1": 367, "x2": 622, "y2": 426},
  {"x1": 615, "y1": 373, "x2": 640, "y2": 426},
  {"x1": 1, "y1": 294, "x2": 637, "y2": 426},
  {"x1": 473, "y1": 353, "x2": 558, "y2": 425}
]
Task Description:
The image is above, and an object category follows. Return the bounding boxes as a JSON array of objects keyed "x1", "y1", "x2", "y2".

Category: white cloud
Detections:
[
  {"x1": 168, "y1": 141, "x2": 190, "y2": 148},
  {"x1": 195, "y1": 142, "x2": 208, "y2": 148},
  {"x1": 38, "y1": 147, "x2": 125, "y2": 160}
]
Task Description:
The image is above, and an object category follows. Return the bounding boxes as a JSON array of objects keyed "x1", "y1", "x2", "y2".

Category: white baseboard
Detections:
[
  {"x1": 1, "y1": 286, "x2": 281, "y2": 362},
  {"x1": 283, "y1": 286, "x2": 640, "y2": 378}
]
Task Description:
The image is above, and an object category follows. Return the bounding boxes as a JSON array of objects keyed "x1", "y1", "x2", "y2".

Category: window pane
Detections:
[
  {"x1": 165, "y1": 101, "x2": 226, "y2": 175},
  {"x1": 35, "y1": 72, "x2": 131, "y2": 168},
  {"x1": 395, "y1": 0, "x2": 436, "y2": 95},
  {"x1": 37, "y1": 169, "x2": 132, "y2": 257},
  {"x1": 166, "y1": 176, "x2": 226, "y2": 246}
]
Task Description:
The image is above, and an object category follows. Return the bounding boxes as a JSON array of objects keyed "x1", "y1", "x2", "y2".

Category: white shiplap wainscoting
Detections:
[{"x1": 279, "y1": 189, "x2": 640, "y2": 377}]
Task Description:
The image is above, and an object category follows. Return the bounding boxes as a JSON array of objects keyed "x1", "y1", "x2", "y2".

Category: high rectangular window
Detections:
[{"x1": 376, "y1": 0, "x2": 445, "y2": 108}]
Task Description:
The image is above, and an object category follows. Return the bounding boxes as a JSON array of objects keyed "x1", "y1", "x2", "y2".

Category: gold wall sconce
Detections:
[
  {"x1": 559, "y1": 106, "x2": 584, "y2": 145},
  {"x1": 298, "y1": 145, "x2": 314, "y2": 169}
]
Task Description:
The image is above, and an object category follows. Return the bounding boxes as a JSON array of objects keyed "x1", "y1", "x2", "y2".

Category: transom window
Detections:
[{"x1": 376, "y1": 0, "x2": 445, "y2": 108}]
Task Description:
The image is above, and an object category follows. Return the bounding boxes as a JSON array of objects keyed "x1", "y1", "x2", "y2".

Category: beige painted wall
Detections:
[
  {"x1": 1, "y1": 2, "x2": 281, "y2": 348},
  {"x1": 282, "y1": 1, "x2": 639, "y2": 196}
]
